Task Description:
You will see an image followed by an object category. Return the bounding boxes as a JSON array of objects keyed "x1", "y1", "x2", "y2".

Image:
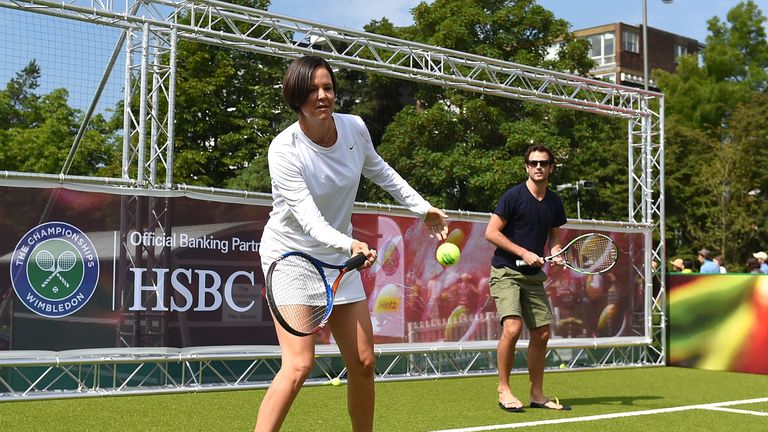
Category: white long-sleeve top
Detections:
[{"x1": 260, "y1": 114, "x2": 431, "y2": 289}]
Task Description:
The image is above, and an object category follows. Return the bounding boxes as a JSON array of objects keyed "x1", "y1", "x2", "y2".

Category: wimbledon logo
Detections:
[{"x1": 10, "y1": 222, "x2": 99, "y2": 318}]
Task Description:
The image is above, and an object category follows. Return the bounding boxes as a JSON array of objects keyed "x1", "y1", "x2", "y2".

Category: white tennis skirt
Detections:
[{"x1": 261, "y1": 254, "x2": 367, "y2": 305}]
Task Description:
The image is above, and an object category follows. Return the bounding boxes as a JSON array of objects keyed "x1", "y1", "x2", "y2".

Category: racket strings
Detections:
[
  {"x1": 269, "y1": 255, "x2": 331, "y2": 334},
  {"x1": 570, "y1": 235, "x2": 618, "y2": 273},
  {"x1": 35, "y1": 251, "x2": 56, "y2": 271},
  {"x1": 58, "y1": 251, "x2": 77, "y2": 271}
]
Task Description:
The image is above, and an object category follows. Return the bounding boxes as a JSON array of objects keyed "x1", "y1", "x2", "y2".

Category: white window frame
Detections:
[
  {"x1": 675, "y1": 44, "x2": 688, "y2": 60},
  {"x1": 587, "y1": 32, "x2": 615, "y2": 67},
  {"x1": 622, "y1": 30, "x2": 639, "y2": 53}
]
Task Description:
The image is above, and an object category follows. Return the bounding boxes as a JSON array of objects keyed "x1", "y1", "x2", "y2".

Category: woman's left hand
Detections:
[{"x1": 424, "y1": 207, "x2": 449, "y2": 240}]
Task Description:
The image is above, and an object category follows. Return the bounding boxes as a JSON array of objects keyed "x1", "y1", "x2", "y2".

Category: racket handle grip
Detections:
[
  {"x1": 346, "y1": 249, "x2": 375, "y2": 270},
  {"x1": 515, "y1": 260, "x2": 526, "y2": 267}
]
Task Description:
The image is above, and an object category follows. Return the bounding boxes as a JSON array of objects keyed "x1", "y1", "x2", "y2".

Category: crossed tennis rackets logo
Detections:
[
  {"x1": 10, "y1": 221, "x2": 100, "y2": 318},
  {"x1": 33, "y1": 244, "x2": 79, "y2": 295}
]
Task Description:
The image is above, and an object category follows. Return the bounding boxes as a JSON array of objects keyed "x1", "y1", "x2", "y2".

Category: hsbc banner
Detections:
[{"x1": 0, "y1": 185, "x2": 646, "y2": 351}]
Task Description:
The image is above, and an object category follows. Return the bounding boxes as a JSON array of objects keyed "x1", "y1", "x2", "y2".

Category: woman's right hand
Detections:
[
  {"x1": 350, "y1": 240, "x2": 378, "y2": 269},
  {"x1": 424, "y1": 207, "x2": 449, "y2": 240}
]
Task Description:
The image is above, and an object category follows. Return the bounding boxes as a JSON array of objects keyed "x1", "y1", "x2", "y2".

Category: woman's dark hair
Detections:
[
  {"x1": 282, "y1": 56, "x2": 337, "y2": 113},
  {"x1": 524, "y1": 144, "x2": 556, "y2": 165}
]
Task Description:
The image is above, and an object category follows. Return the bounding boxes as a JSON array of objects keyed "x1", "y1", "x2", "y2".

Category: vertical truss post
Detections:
[
  {"x1": 166, "y1": 28, "x2": 177, "y2": 187},
  {"x1": 651, "y1": 97, "x2": 666, "y2": 364},
  {"x1": 122, "y1": 28, "x2": 134, "y2": 180},
  {"x1": 146, "y1": 27, "x2": 176, "y2": 188},
  {"x1": 137, "y1": 22, "x2": 149, "y2": 186}
]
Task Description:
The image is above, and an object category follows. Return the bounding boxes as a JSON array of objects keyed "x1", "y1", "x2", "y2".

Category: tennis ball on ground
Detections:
[
  {"x1": 559, "y1": 363, "x2": 567, "y2": 369},
  {"x1": 436, "y1": 242, "x2": 461, "y2": 266},
  {"x1": 330, "y1": 377, "x2": 342, "y2": 386}
]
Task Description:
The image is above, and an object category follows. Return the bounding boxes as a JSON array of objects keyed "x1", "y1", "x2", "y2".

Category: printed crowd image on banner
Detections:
[
  {"x1": 0, "y1": 186, "x2": 646, "y2": 351},
  {"x1": 343, "y1": 214, "x2": 645, "y2": 345}
]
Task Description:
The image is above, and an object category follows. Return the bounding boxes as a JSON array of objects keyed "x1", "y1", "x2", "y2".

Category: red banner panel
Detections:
[
  {"x1": 668, "y1": 274, "x2": 768, "y2": 374},
  {"x1": 0, "y1": 186, "x2": 647, "y2": 351}
]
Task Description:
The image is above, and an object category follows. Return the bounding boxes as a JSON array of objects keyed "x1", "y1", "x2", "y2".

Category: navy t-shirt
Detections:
[{"x1": 491, "y1": 183, "x2": 567, "y2": 274}]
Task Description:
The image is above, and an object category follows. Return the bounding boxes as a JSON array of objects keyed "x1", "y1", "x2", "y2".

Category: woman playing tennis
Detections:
[{"x1": 254, "y1": 56, "x2": 448, "y2": 432}]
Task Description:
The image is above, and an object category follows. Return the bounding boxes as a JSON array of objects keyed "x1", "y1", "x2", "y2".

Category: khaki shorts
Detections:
[{"x1": 489, "y1": 266, "x2": 553, "y2": 329}]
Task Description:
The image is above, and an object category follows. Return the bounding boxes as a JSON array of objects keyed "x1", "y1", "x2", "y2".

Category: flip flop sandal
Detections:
[
  {"x1": 498, "y1": 401, "x2": 524, "y2": 413},
  {"x1": 530, "y1": 397, "x2": 571, "y2": 411}
]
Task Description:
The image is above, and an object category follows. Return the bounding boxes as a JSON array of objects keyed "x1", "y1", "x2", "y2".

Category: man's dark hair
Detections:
[
  {"x1": 524, "y1": 144, "x2": 555, "y2": 165},
  {"x1": 282, "y1": 56, "x2": 337, "y2": 113}
]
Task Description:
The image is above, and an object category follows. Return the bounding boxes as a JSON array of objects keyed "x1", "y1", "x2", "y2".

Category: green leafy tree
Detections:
[
  {"x1": 358, "y1": 0, "x2": 627, "y2": 215},
  {"x1": 172, "y1": 0, "x2": 289, "y2": 190},
  {"x1": 545, "y1": 109, "x2": 628, "y2": 220},
  {"x1": 0, "y1": 61, "x2": 120, "y2": 176},
  {"x1": 333, "y1": 18, "x2": 419, "y2": 148},
  {"x1": 0, "y1": 59, "x2": 41, "y2": 128},
  {"x1": 701, "y1": 95, "x2": 768, "y2": 266},
  {"x1": 406, "y1": 0, "x2": 592, "y2": 72},
  {"x1": 705, "y1": 0, "x2": 768, "y2": 91},
  {"x1": 656, "y1": 0, "x2": 768, "y2": 266}
]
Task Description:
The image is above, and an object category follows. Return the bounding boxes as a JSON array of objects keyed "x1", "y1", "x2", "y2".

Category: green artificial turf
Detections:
[{"x1": 1, "y1": 366, "x2": 766, "y2": 431}]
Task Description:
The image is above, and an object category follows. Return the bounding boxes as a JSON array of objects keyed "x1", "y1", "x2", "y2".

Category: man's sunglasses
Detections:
[{"x1": 526, "y1": 160, "x2": 552, "y2": 167}]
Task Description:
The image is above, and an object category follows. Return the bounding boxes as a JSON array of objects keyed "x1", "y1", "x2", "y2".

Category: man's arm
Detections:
[
  {"x1": 548, "y1": 226, "x2": 562, "y2": 253},
  {"x1": 485, "y1": 213, "x2": 544, "y2": 267},
  {"x1": 548, "y1": 226, "x2": 563, "y2": 263}
]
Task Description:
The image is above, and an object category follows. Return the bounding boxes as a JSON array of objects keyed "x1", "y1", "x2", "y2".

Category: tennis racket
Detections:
[
  {"x1": 265, "y1": 251, "x2": 370, "y2": 337},
  {"x1": 515, "y1": 233, "x2": 618, "y2": 274}
]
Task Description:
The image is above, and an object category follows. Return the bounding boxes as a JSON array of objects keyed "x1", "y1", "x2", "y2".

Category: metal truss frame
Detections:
[
  {"x1": 0, "y1": 340, "x2": 655, "y2": 401},
  {"x1": 0, "y1": 0, "x2": 666, "y2": 400}
]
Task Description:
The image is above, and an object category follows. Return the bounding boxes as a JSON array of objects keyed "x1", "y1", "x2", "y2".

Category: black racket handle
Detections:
[{"x1": 346, "y1": 249, "x2": 375, "y2": 270}]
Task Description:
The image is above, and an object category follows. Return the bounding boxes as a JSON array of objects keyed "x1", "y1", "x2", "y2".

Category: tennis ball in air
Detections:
[
  {"x1": 436, "y1": 242, "x2": 461, "y2": 266},
  {"x1": 330, "y1": 377, "x2": 342, "y2": 386}
]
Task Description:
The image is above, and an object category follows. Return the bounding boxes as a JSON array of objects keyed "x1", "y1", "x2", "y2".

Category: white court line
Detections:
[
  {"x1": 431, "y1": 397, "x2": 768, "y2": 432},
  {"x1": 703, "y1": 406, "x2": 768, "y2": 417}
]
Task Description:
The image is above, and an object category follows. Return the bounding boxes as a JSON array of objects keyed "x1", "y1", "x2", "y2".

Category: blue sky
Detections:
[{"x1": 269, "y1": 0, "x2": 768, "y2": 43}]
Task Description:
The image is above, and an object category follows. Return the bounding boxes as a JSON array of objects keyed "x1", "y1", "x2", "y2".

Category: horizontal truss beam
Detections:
[{"x1": 0, "y1": 0, "x2": 660, "y2": 118}]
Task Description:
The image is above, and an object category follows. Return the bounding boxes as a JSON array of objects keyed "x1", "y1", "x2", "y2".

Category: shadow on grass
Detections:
[{"x1": 562, "y1": 395, "x2": 664, "y2": 407}]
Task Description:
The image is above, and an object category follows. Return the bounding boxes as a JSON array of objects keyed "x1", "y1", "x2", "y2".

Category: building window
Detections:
[
  {"x1": 675, "y1": 44, "x2": 688, "y2": 60},
  {"x1": 622, "y1": 30, "x2": 639, "y2": 53},
  {"x1": 586, "y1": 32, "x2": 615, "y2": 66}
]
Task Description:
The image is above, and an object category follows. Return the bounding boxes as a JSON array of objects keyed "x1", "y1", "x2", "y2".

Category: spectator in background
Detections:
[
  {"x1": 670, "y1": 258, "x2": 685, "y2": 272},
  {"x1": 713, "y1": 255, "x2": 727, "y2": 274},
  {"x1": 746, "y1": 257, "x2": 762, "y2": 274},
  {"x1": 752, "y1": 251, "x2": 768, "y2": 274},
  {"x1": 697, "y1": 249, "x2": 720, "y2": 274},
  {"x1": 682, "y1": 259, "x2": 694, "y2": 273}
]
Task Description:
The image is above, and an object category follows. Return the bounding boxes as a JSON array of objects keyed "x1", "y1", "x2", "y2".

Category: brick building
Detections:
[{"x1": 551, "y1": 23, "x2": 704, "y2": 89}]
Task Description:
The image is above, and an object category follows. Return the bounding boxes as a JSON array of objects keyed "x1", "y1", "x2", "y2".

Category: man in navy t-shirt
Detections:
[{"x1": 485, "y1": 144, "x2": 570, "y2": 412}]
